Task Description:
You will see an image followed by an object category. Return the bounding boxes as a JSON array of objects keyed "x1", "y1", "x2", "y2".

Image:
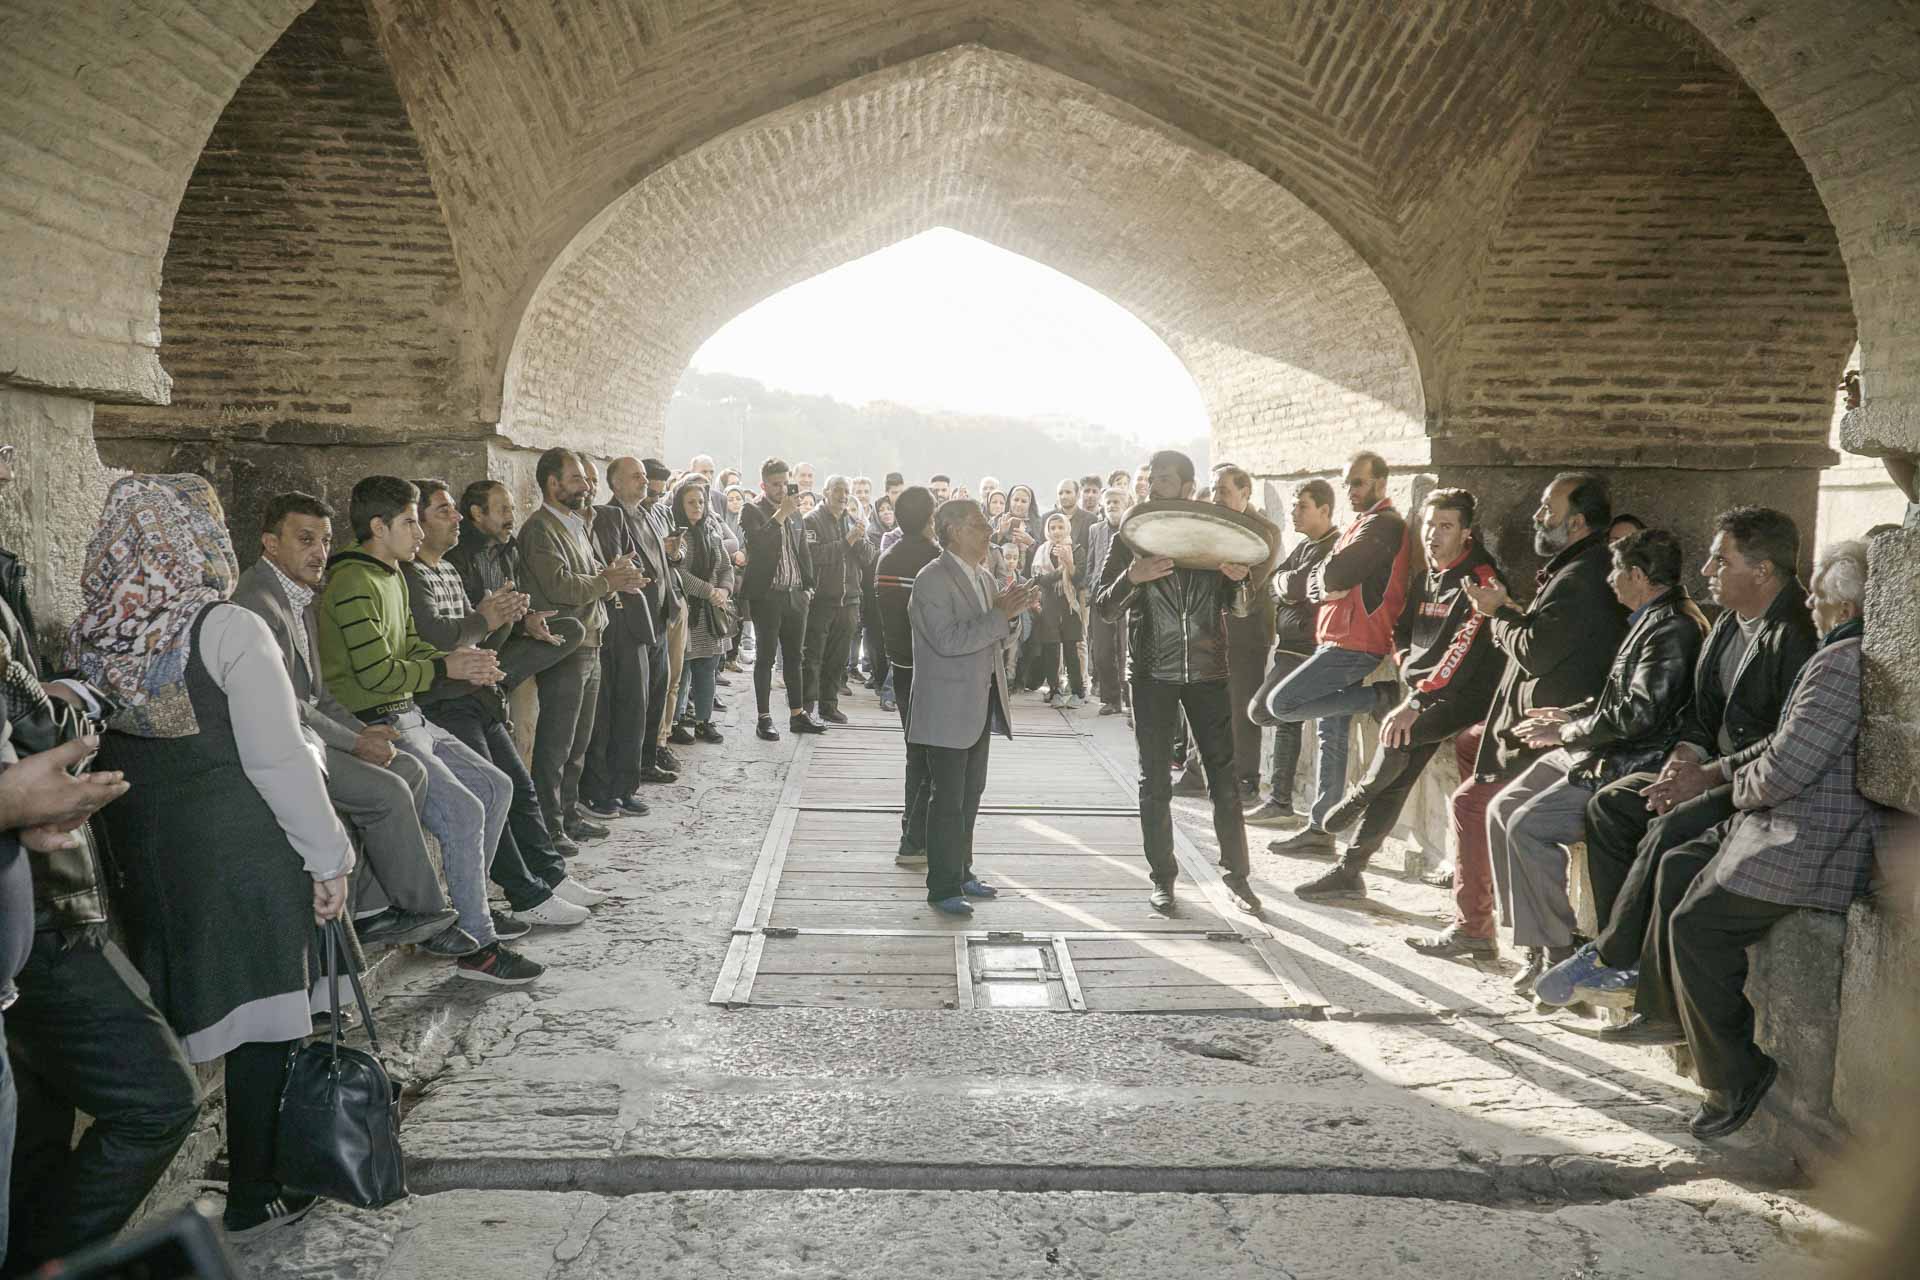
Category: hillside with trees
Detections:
[{"x1": 665, "y1": 368, "x2": 1210, "y2": 488}]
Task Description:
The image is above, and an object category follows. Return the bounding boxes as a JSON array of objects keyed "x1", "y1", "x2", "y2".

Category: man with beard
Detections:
[
  {"x1": 1533, "y1": 506, "x2": 1817, "y2": 1026},
  {"x1": 519, "y1": 450, "x2": 649, "y2": 846},
  {"x1": 1262, "y1": 452, "x2": 1412, "y2": 857},
  {"x1": 801, "y1": 476, "x2": 871, "y2": 725},
  {"x1": 1292, "y1": 488, "x2": 1505, "y2": 904},
  {"x1": 1409, "y1": 472, "x2": 1626, "y2": 983},
  {"x1": 1094, "y1": 451, "x2": 1262, "y2": 917},
  {"x1": 875, "y1": 486, "x2": 941, "y2": 867},
  {"x1": 740, "y1": 457, "x2": 818, "y2": 741}
]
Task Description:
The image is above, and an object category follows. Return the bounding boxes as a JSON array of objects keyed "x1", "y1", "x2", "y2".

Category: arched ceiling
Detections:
[{"x1": 500, "y1": 45, "x2": 1425, "y2": 465}]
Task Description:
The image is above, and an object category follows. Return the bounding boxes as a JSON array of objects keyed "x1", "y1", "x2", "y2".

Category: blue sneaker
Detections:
[
  {"x1": 1573, "y1": 965, "x2": 1640, "y2": 1009},
  {"x1": 1533, "y1": 941, "x2": 1606, "y2": 1007},
  {"x1": 961, "y1": 878, "x2": 998, "y2": 898},
  {"x1": 928, "y1": 896, "x2": 974, "y2": 916}
]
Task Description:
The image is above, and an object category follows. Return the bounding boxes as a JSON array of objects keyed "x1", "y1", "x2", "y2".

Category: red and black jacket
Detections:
[
  {"x1": 1308, "y1": 499, "x2": 1410, "y2": 657},
  {"x1": 1394, "y1": 541, "x2": 1506, "y2": 741}
]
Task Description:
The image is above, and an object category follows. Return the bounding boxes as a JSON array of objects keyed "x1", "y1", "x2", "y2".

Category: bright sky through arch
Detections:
[{"x1": 688, "y1": 227, "x2": 1208, "y2": 447}]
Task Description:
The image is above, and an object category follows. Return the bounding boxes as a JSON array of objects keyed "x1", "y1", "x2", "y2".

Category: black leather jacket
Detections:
[
  {"x1": 1559, "y1": 589, "x2": 1709, "y2": 787},
  {"x1": 1094, "y1": 538, "x2": 1249, "y2": 684},
  {"x1": 0, "y1": 588, "x2": 112, "y2": 934},
  {"x1": 1673, "y1": 580, "x2": 1819, "y2": 764}
]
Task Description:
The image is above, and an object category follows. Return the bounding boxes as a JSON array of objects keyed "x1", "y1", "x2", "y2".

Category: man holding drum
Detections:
[{"x1": 1093, "y1": 451, "x2": 1263, "y2": 916}]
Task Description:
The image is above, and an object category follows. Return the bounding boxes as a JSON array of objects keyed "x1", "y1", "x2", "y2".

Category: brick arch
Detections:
[{"x1": 498, "y1": 45, "x2": 1426, "y2": 469}]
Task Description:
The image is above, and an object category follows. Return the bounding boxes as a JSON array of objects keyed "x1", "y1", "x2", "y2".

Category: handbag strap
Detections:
[{"x1": 318, "y1": 918, "x2": 384, "y2": 1055}]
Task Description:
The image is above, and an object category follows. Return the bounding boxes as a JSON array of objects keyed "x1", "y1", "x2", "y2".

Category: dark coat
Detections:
[
  {"x1": 1094, "y1": 538, "x2": 1249, "y2": 685},
  {"x1": 589, "y1": 502, "x2": 662, "y2": 648},
  {"x1": 1673, "y1": 581, "x2": 1820, "y2": 764},
  {"x1": 1560, "y1": 589, "x2": 1710, "y2": 787},
  {"x1": 740, "y1": 496, "x2": 816, "y2": 600},
  {"x1": 1271, "y1": 530, "x2": 1339, "y2": 657},
  {"x1": 802, "y1": 504, "x2": 871, "y2": 607},
  {"x1": 1394, "y1": 541, "x2": 1506, "y2": 742},
  {"x1": 1474, "y1": 530, "x2": 1628, "y2": 779}
]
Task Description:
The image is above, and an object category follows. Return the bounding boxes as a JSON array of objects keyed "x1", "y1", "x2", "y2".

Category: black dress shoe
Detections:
[
  {"x1": 1690, "y1": 1055, "x2": 1777, "y2": 1139},
  {"x1": 757, "y1": 717, "x2": 781, "y2": 741},
  {"x1": 639, "y1": 764, "x2": 679, "y2": 784},
  {"x1": 1148, "y1": 883, "x2": 1176, "y2": 914},
  {"x1": 565, "y1": 819, "x2": 610, "y2": 842},
  {"x1": 616, "y1": 796, "x2": 650, "y2": 816},
  {"x1": 654, "y1": 747, "x2": 683, "y2": 771},
  {"x1": 790, "y1": 713, "x2": 827, "y2": 735},
  {"x1": 551, "y1": 835, "x2": 581, "y2": 858},
  {"x1": 819, "y1": 707, "x2": 850, "y2": 725}
]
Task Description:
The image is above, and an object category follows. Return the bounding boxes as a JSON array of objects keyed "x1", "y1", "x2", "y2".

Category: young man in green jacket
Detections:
[{"x1": 318, "y1": 475, "x2": 544, "y2": 985}]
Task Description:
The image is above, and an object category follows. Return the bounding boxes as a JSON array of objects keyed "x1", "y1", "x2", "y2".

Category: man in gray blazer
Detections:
[
  {"x1": 906, "y1": 499, "x2": 1039, "y2": 915},
  {"x1": 234, "y1": 491, "x2": 463, "y2": 952}
]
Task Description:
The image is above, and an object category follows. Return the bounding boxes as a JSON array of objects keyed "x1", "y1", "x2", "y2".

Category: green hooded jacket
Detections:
[{"x1": 317, "y1": 545, "x2": 445, "y2": 717}]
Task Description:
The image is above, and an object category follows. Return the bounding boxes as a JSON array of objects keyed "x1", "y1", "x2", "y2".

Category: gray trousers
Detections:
[
  {"x1": 533, "y1": 645, "x2": 602, "y2": 836},
  {"x1": 1487, "y1": 751, "x2": 1590, "y2": 949},
  {"x1": 330, "y1": 745, "x2": 446, "y2": 918}
]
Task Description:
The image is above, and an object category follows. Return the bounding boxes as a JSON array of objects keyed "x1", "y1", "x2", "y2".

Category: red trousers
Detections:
[{"x1": 1448, "y1": 723, "x2": 1504, "y2": 939}]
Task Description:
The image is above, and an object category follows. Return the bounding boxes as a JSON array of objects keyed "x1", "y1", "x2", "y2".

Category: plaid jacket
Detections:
[{"x1": 1707, "y1": 628, "x2": 1880, "y2": 911}]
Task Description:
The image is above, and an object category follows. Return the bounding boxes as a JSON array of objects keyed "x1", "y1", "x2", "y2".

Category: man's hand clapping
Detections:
[
  {"x1": 524, "y1": 609, "x2": 564, "y2": 646},
  {"x1": 1462, "y1": 578, "x2": 1511, "y2": 617},
  {"x1": 995, "y1": 580, "x2": 1041, "y2": 619},
  {"x1": 602, "y1": 554, "x2": 649, "y2": 594},
  {"x1": 444, "y1": 645, "x2": 503, "y2": 686},
  {"x1": 477, "y1": 580, "x2": 531, "y2": 629}
]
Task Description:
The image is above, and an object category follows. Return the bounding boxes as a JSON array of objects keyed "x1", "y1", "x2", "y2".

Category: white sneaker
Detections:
[
  {"x1": 551, "y1": 877, "x2": 609, "y2": 908},
  {"x1": 509, "y1": 894, "x2": 590, "y2": 928}
]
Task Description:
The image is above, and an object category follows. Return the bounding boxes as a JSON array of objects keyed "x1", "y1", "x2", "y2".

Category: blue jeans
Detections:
[
  {"x1": 1263, "y1": 644, "x2": 1382, "y2": 829},
  {"x1": 385, "y1": 709, "x2": 511, "y2": 947}
]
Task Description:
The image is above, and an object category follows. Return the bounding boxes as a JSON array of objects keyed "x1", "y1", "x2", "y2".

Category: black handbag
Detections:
[{"x1": 272, "y1": 920, "x2": 408, "y2": 1208}]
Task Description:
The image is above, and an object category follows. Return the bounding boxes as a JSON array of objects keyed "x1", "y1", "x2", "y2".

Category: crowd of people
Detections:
[{"x1": 0, "y1": 437, "x2": 1889, "y2": 1266}]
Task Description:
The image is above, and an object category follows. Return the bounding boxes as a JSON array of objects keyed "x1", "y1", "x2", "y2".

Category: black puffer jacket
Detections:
[
  {"x1": 1673, "y1": 581, "x2": 1819, "y2": 763},
  {"x1": 1094, "y1": 538, "x2": 1249, "y2": 684},
  {"x1": 1271, "y1": 530, "x2": 1338, "y2": 657},
  {"x1": 1559, "y1": 589, "x2": 1710, "y2": 787}
]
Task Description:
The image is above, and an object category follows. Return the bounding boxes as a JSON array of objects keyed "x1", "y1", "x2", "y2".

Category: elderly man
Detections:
[
  {"x1": 1662, "y1": 543, "x2": 1878, "y2": 1138},
  {"x1": 583, "y1": 457, "x2": 672, "y2": 817},
  {"x1": 908, "y1": 499, "x2": 1039, "y2": 914},
  {"x1": 1477, "y1": 530, "x2": 1707, "y2": 964},
  {"x1": 802, "y1": 475, "x2": 870, "y2": 725},
  {"x1": 1095, "y1": 451, "x2": 1262, "y2": 917}
]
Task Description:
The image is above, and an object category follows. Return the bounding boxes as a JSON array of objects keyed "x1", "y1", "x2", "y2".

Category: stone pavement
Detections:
[{"x1": 220, "y1": 679, "x2": 1855, "y2": 1276}]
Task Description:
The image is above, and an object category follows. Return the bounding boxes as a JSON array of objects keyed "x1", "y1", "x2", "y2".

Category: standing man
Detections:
[
  {"x1": 1409, "y1": 473, "x2": 1626, "y2": 979},
  {"x1": 928, "y1": 475, "x2": 952, "y2": 504},
  {"x1": 801, "y1": 475, "x2": 870, "y2": 726},
  {"x1": 876, "y1": 487, "x2": 941, "y2": 868},
  {"x1": 637, "y1": 460, "x2": 689, "y2": 778},
  {"x1": 1211, "y1": 466, "x2": 1280, "y2": 795},
  {"x1": 884, "y1": 473, "x2": 905, "y2": 506},
  {"x1": 1261, "y1": 452, "x2": 1411, "y2": 855},
  {"x1": 1290, "y1": 489, "x2": 1504, "y2": 903},
  {"x1": 1085, "y1": 486, "x2": 1130, "y2": 716},
  {"x1": 1246, "y1": 480, "x2": 1339, "y2": 824},
  {"x1": 445, "y1": 479, "x2": 586, "y2": 696},
  {"x1": 1094, "y1": 451, "x2": 1262, "y2": 916},
  {"x1": 519, "y1": 450, "x2": 647, "y2": 846},
  {"x1": 583, "y1": 457, "x2": 667, "y2": 817},
  {"x1": 908, "y1": 500, "x2": 1038, "y2": 915},
  {"x1": 793, "y1": 462, "x2": 817, "y2": 499},
  {"x1": 740, "y1": 457, "x2": 818, "y2": 741}
]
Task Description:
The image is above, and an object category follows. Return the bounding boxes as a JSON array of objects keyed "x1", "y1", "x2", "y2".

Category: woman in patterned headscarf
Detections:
[{"x1": 70, "y1": 474, "x2": 356, "y2": 1240}]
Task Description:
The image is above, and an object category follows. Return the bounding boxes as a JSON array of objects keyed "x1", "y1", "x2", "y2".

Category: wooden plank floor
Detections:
[{"x1": 713, "y1": 688, "x2": 1319, "y2": 1015}]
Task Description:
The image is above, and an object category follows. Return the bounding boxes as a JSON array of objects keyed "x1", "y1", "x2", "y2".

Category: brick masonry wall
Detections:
[
  {"x1": 1439, "y1": 22, "x2": 1855, "y2": 456},
  {"x1": 504, "y1": 46, "x2": 1425, "y2": 465},
  {"x1": 94, "y1": 0, "x2": 473, "y2": 448}
]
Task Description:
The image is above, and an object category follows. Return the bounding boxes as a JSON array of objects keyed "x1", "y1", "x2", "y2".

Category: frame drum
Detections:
[{"x1": 1119, "y1": 499, "x2": 1279, "y2": 571}]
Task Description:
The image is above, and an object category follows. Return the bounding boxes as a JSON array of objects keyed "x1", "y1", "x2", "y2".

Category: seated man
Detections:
[
  {"x1": 232, "y1": 491, "x2": 465, "y2": 954},
  {"x1": 1536, "y1": 506, "x2": 1817, "y2": 1009},
  {"x1": 318, "y1": 476, "x2": 542, "y2": 986},
  {"x1": 405, "y1": 479, "x2": 606, "y2": 932},
  {"x1": 1294, "y1": 488, "x2": 1505, "y2": 905},
  {"x1": 1667, "y1": 542, "x2": 1879, "y2": 1138},
  {"x1": 1484, "y1": 530, "x2": 1707, "y2": 979}
]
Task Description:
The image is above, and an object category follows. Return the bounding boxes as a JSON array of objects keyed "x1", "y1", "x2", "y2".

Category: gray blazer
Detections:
[
  {"x1": 905, "y1": 550, "x2": 1015, "y2": 750},
  {"x1": 231, "y1": 559, "x2": 364, "y2": 753}
]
